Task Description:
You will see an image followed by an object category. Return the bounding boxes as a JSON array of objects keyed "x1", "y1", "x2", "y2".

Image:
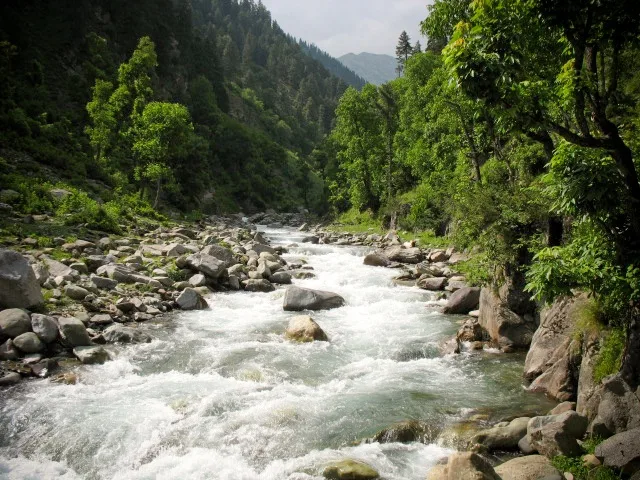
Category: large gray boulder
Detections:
[
  {"x1": 57, "y1": 317, "x2": 92, "y2": 347},
  {"x1": 103, "y1": 325, "x2": 152, "y2": 344},
  {"x1": 269, "y1": 271, "x2": 292, "y2": 285},
  {"x1": 363, "y1": 253, "x2": 390, "y2": 267},
  {"x1": 201, "y1": 245, "x2": 235, "y2": 266},
  {"x1": 0, "y1": 309, "x2": 32, "y2": 339},
  {"x1": 244, "y1": 279, "x2": 275, "y2": 292},
  {"x1": 471, "y1": 417, "x2": 530, "y2": 451},
  {"x1": 384, "y1": 246, "x2": 423, "y2": 264},
  {"x1": 176, "y1": 288, "x2": 208, "y2": 311},
  {"x1": 494, "y1": 455, "x2": 560, "y2": 480},
  {"x1": 587, "y1": 374, "x2": 640, "y2": 438},
  {"x1": 418, "y1": 276, "x2": 448, "y2": 291},
  {"x1": 285, "y1": 316, "x2": 328, "y2": 342},
  {"x1": 527, "y1": 411, "x2": 588, "y2": 458},
  {"x1": 283, "y1": 286, "x2": 345, "y2": 311},
  {"x1": 595, "y1": 427, "x2": 640, "y2": 474},
  {"x1": 524, "y1": 295, "x2": 587, "y2": 402},
  {"x1": 186, "y1": 253, "x2": 227, "y2": 279},
  {"x1": 12, "y1": 332, "x2": 44, "y2": 353},
  {"x1": 0, "y1": 250, "x2": 44, "y2": 309},
  {"x1": 444, "y1": 287, "x2": 481, "y2": 315},
  {"x1": 73, "y1": 346, "x2": 109, "y2": 365},
  {"x1": 478, "y1": 288, "x2": 537, "y2": 350},
  {"x1": 427, "y1": 452, "x2": 501, "y2": 480}
]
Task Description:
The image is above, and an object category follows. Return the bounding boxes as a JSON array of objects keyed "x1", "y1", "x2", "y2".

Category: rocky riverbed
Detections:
[{"x1": 1, "y1": 216, "x2": 638, "y2": 479}]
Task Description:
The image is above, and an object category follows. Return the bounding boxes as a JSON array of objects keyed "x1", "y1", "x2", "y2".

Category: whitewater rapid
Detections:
[{"x1": 0, "y1": 228, "x2": 553, "y2": 480}]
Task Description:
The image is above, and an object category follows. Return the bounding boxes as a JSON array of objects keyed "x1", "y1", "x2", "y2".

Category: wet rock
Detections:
[
  {"x1": 0, "y1": 308, "x2": 32, "y2": 339},
  {"x1": 176, "y1": 288, "x2": 208, "y2": 311},
  {"x1": 371, "y1": 420, "x2": 435, "y2": 444},
  {"x1": 302, "y1": 235, "x2": 319, "y2": 244},
  {"x1": 12, "y1": 332, "x2": 44, "y2": 353},
  {"x1": 0, "y1": 372, "x2": 21, "y2": 387},
  {"x1": 0, "y1": 250, "x2": 44, "y2": 309},
  {"x1": 417, "y1": 276, "x2": 448, "y2": 291},
  {"x1": 323, "y1": 459, "x2": 379, "y2": 479},
  {"x1": 495, "y1": 455, "x2": 560, "y2": 480},
  {"x1": 457, "y1": 318, "x2": 485, "y2": 343},
  {"x1": 269, "y1": 271, "x2": 292, "y2": 285},
  {"x1": 363, "y1": 253, "x2": 390, "y2": 267},
  {"x1": 244, "y1": 279, "x2": 275, "y2": 293},
  {"x1": 73, "y1": 346, "x2": 109, "y2": 365},
  {"x1": 527, "y1": 411, "x2": 588, "y2": 458},
  {"x1": 57, "y1": 317, "x2": 93, "y2": 347},
  {"x1": 594, "y1": 427, "x2": 640, "y2": 474},
  {"x1": 103, "y1": 324, "x2": 152, "y2": 344},
  {"x1": 285, "y1": 316, "x2": 328, "y2": 342},
  {"x1": 443, "y1": 287, "x2": 481, "y2": 315},
  {"x1": 52, "y1": 372, "x2": 78, "y2": 385},
  {"x1": 283, "y1": 286, "x2": 345, "y2": 311},
  {"x1": 471, "y1": 417, "x2": 530, "y2": 451},
  {"x1": 64, "y1": 285, "x2": 90, "y2": 301}
]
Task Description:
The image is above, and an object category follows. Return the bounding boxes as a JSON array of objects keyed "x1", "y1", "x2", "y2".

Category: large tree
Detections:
[{"x1": 395, "y1": 31, "x2": 413, "y2": 76}]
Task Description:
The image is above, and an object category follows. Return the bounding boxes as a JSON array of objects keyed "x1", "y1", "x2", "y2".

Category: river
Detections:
[{"x1": 0, "y1": 227, "x2": 554, "y2": 479}]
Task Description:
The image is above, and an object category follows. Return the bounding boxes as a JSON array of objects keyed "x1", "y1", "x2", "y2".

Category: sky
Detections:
[{"x1": 259, "y1": 0, "x2": 431, "y2": 58}]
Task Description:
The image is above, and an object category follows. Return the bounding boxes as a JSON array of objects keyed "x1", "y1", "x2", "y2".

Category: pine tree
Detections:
[
  {"x1": 395, "y1": 31, "x2": 412, "y2": 76},
  {"x1": 413, "y1": 41, "x2": 422, "y2": 54}
]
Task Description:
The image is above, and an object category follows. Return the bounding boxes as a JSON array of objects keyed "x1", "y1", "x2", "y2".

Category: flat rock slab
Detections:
[{"x1": 283, "y1": 286, "x2": 345, "y2": 312}]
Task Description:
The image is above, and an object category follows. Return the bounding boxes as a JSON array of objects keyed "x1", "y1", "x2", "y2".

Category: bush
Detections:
[
  {"x1": 594, "y1": 328, "x2": 625, "y2": 383},
  {"x1": 56, "y1": 190, "x2": 121, "y2": 233}
]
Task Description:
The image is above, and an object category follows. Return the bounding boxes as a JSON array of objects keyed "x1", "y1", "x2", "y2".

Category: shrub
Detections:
[
  {"x1": 594, "y1": 328, "x2": 625, "y2": 383},
  {"x1": 56, "y1": 190, "x2": 120, "y2": 233}
]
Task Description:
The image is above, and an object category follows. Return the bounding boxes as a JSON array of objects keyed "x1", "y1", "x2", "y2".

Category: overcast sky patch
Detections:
[{"x1": 259, "y1": 0, "x2": 430, "y2": 57}]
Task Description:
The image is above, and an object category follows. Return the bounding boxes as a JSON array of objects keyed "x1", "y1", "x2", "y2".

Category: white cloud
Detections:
[{"x1": 259, "y1": 0, "x2": 430, "y2": 57}]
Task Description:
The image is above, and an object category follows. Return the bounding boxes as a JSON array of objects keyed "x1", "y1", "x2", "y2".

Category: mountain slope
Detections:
[
  {"x1": 299, "y1": 41, "x2": 366, "y2": 90},
  {"x1": 339, "y1": 53, "x2": 398, "y2": 85}
]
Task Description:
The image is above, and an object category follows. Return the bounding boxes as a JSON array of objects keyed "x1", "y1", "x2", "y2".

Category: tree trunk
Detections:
[
  {"x1": 153, "y1": 178, "x2": 161, "y2": 209},
  {"x1": 622, "y1": 307, "x2": 640, "y2": 389}
]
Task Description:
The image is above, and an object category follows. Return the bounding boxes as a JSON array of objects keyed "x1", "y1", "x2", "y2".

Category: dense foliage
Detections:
[
  {"x1": 326, "y1": 0, "x2": 640, "y2": 372},
  {"x1": 0, "y1": 0, "x2": 348, "y2": 214}
]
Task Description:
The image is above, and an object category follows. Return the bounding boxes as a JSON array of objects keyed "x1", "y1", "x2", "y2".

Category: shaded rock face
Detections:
[
  {"x1": 479, "y1": 288, "x2": 537, "y2": 350},
  {"x1": 283, "y1": 286, "x2": 345, "y2": 311},
  {"x1": 176, "y1": 288, "x2": 208, "y2": 311},
  {"x1": 57, "y1": 317, "x2": 92, "y2": 347},
  {"x1": 595, "y1": 427, "x2": 640, "y2": 474},
  {"x1": 586, "y1": 374, "x2": 640, "y2": 438},
  {"x1": 285, "y1": 316, "x2": 328, "y2": 342},
  {"x1": 494, "y1": 455, "x2": 560, "y2": 480},
  {"x1": 471, "y1": 417, "x2": 530, "y2": 452},
  {"x1": 323, "y1": 459, "x2": 379, "y2": 480},
  {"x1": 0, "y1": 250, "x2": 44, "y2": 309},
  {"x1": 443, "y1": 287, "x2": 481, "y2": 315},
  {"x1": 524, "y1": 295, "x2": 588, "y2": 402},
  {"x1": 244, "y1": 279, "x2": 275, "y2": 292},
  {"x1": 12, "y1": 332, "x2": 44, "y2": 353},
  {"x1": 527, "y1": 411, "x2": 588, "y2": 458}
]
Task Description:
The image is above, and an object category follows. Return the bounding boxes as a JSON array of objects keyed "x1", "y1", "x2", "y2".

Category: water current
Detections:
[{"x1": 0, "y1": 227, "x2": 554, "y2": 479}]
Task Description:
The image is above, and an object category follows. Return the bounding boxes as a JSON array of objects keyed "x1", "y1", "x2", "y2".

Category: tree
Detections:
[
  {"x1": 395, "y1": 31, "x2": 412, "y2": 76},
  {"x1": 413, "y1": 41, "x2": 422, "y2": 55},
  {"x1": 132, "y1": 102, "x2": 194, "y2": 208}
]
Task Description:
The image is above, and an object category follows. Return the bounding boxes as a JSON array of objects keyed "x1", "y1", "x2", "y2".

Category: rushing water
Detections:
[{"x1": 0, "y1": 228, "x2": 554, "y2": 480}]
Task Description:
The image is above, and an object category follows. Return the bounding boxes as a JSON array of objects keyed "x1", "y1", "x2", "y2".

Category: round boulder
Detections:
[
  {"x1": 0, "y1": 308, "x2": 32, "y2": 339},
  {"x1": 13, "y1": 332, "x2": 45, "y2": 353},
  {"x1": 323, "y1": 459, "x2": 379, "y2": 480},
  {"x1": 30, "y1": 314, "x2": 59, "y2": 343},
  {"x1": 285, "y1": 316, "x2": 328, "y2": 343}
]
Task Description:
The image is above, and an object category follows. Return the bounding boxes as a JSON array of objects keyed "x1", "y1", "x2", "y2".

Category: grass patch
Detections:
[
  {"x1": 328, "y1": 208, "x2": 384, "y2": 234},
  {"x1": 594, "y1": 328, "x2": 625, "y2": 383},
  {"x1": 551, "y1": 455, "x2": 618, "y2": 480}
]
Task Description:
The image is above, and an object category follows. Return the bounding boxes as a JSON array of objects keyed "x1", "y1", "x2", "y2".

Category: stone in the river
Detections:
[
  {"x1": 0, "y1": 372, "x2": 21, "y2": 387},
  {"x1": 443, "y1": 287, "x2": 481, "y2": 315},
  {"x1": 283, "y1": 286, "x2": 345, "y2": 311},
  {"x1": 186, "y1": 253, "x2": 227, "y2": 279},
  {"x1": 176, "y1": 288, "x2": 208, "y2": 311},
  {"x1": 595, "y1": 427, "x2": 640, "y2": 474},
  {"x1": 269, "y1": 271, "x2": 292, "y2": 285},
  {"x1": 384, "y1": 246, "x2": 423, "y2": 264},
  {"x1": 417, "y1": 276, "x2": 448, "y2": 291},
  {"x1": 471, "y1": 417, "x2": 530, "y2": 452},
  {"x1": 244, "y1": 279, "x2": 276, "y2": 293},
  {"x1": 495, "y1": 455, "x2": 560, "y2": 480},
  {"x1": 57, "y1": 317, "x2": 93, "y2": 347},
  {"x1": 457, "y1": 318, "x2": 485, "y2": 343},
  {"x1": 429, "y1": 452, "x2": 501, "y2": 480},
  {"x1": 73, "y1": 346, "x2": 109, "y2": 365},
  {"x1": 12, "y1": 332, "x2": 44, "y2": 353},
  {"x1": 371, "y1": 420, "x2": 434, "y2": 444},
  {"x1": 323, "y1": 459, "x2": 379, "y2": 479},
  {"x1": 0, "y1": 339, "x2": 19, "y2": 360},
  {"x1": 285, "y1": 316, "x2": 328, "y2": 342},
  {"x1": 363, "y1": 253, "x2": 390, "y2": 267},
  {"x1": 0, "y1": 249, "x2": 44, "y2": 309},
  {"x1": 527, "y1": 411, "x2": 588, "y2": 458},
  {"x1": 0, "y1": 308, "x2": 32, "y2": 339},
  {"x1": 103, "y1": 324, "x2": 152, "y2": 344}
]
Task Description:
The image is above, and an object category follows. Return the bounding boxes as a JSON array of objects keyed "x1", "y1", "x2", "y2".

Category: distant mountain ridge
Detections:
[
  {"x1": 338, "y1": 52, "x2": 398, "y2": 85},
  {"x1": 299, "y1": 41, "x2": 366, "y2": 90}
]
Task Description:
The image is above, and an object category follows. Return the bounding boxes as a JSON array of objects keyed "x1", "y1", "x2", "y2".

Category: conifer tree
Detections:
[{"x1": 395, "y1": 30, "x2": 412, "y2": 76}]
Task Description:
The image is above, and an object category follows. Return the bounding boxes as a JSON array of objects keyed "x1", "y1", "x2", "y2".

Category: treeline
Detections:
[
  {"x1": 325, "y1": 0, "x2": 640, "y2": 349},
  {"x1": 0, "y1": 0, "x2": 350, "y2": 215}
]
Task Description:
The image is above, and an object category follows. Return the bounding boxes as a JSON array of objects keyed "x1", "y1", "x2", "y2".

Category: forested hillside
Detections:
[
  {"x1": 0, "y1": 0, "x2": 350, "y2": 220},
  {"x1": 327, "y1": 0, "x2": 640, "y2": 380},
  {"x1": 298, "y1": 41, "x2": 367, "y2": 90},
  {"x1": 338, "y1": 52, "x2": 398, "y2": 85}
]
